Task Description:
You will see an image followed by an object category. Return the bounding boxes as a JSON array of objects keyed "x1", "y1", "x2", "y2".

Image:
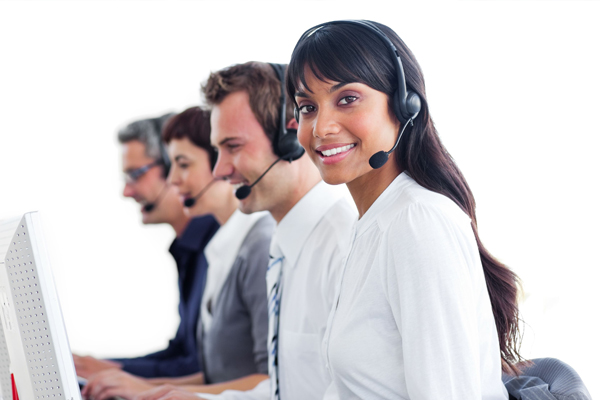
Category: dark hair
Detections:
[
  {"x1": 202, "y1": 61, "x2": 295, "y2": 150},
  {"x1": 162, "y1": 107, "x2": 217, "y2": 169},
  {"x1": 287, "y1": 21, "x2": 523, "y2": 374}
]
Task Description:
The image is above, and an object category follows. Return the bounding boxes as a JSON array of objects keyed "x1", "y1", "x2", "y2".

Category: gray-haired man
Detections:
[{"x1": 73, "y1": 114, "x2": 220, "y2": 379}]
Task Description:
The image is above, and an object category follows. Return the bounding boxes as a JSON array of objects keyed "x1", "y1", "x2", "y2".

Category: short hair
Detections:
[
  {"x1": 202, "y1": 61, "x2": 295, "y2": 149},
  {"x1": 117, "y1": 113, "x2": 174, "y2": 160},
  {"x1": 162, "y1": 107, "x2": 217, "y2": 169}
]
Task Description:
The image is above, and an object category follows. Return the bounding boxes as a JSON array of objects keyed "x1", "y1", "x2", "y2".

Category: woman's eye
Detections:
[
  {"x1": 299, "y1": 104, "x2": 316, "y2": 114},
  {"x1": 339, "y1": 96, "x2": 357, "y2": 105},
  {"x1": 178, "y1": 163, "x2": 189, "y2": 169}
]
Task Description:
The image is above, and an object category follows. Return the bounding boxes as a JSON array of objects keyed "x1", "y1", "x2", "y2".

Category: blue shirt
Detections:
[{"x1": 112, "y1": 215, "x2": 219, "y2": 378}]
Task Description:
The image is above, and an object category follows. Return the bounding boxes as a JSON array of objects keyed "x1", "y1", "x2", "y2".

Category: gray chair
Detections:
[{"x1": 503, "y1": 358, "x2": 591, "y2": 400}]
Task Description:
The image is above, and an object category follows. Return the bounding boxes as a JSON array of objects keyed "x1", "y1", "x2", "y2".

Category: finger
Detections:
[
  {"x1": 86, "y1": 378, "x2": 112, "y2": 400},
  {"x1": 157, "y1": 391, "x2": 179, "y2": 400},
  {"x1": 80, "y1": 384, "x2": 89, "y2": 397},
  {"x1": 136, "y1": 390, "x2": 155, "y2": 400},
  {"x1": 137, "y1": 391, "x2": 158, "y2": 400},
  {"x1": 96, "y1": 386, "x2": 122, "y2": 400},
  {"x1": 83, "y1": 371, "x2": 105, "y2": 391},
  {"x1": 155, "y1": 386, "x2": 176, "y2": 398},
  {"x1": 139, "y1": 386, "x2": 166, "y2": 400},
  {"x1": 168, "y1": 389, "x2": 195, "y2": 400},
  {"x1": 80, "y1": 376, "x2": 100, "y2": 397}
]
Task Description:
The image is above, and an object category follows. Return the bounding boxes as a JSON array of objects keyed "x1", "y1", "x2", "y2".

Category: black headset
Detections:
[
  {"x1": 269, "y1": 63, "x2": 305, "y2": 162},
  {"x1": 292, "y1": 20, "x2": 421, "y2": 125},
  {"x1": 149, "y1": 114, "x2": 174, "y2": 178}
]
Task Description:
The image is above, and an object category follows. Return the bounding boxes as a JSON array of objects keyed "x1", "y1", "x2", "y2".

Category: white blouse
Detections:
[{"x1": 323, "y1": 173, "x2": 508, "y2": 400}]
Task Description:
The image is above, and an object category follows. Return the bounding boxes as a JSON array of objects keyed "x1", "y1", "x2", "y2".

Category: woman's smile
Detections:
[{"x1": 315, "y1": 143, "x2": 356, "y2": 164}]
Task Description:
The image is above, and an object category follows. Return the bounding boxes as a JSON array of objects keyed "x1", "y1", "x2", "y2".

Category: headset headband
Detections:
[
  {"x1": 149, "y1": 116, "x2": 172, "y2": 178},
  {"x1": 294, "y1": 20, "x2": 421, "y2": 124},
  {"x1": 268, "y1": 63, "x2": 305, "y2": 162}
]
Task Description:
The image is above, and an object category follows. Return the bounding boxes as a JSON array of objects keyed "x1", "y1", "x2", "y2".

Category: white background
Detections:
[{"x1": 1, "y1": 0, "x2": 599, "y2": 396}]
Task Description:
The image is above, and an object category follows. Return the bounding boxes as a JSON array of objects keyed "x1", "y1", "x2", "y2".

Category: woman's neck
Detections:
[{"x1": 347, "y1": 160, "x2": 402, "y2": 219}]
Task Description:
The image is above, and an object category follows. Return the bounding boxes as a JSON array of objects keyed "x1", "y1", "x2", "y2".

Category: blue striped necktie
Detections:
[{"x1": 267, "y1": 251, "x2": 284, "y2": 400}]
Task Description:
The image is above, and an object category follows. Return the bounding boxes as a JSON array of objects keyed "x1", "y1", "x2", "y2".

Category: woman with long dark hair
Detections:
[{"x1": 286, "y1": 20, "x2": 522, "y2": 399}]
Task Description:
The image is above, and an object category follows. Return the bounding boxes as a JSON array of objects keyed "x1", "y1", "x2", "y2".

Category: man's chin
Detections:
[
  {"x1": 141, "y1": 213, "x2": 160, "y2": 225},
  {"x1": 238, "y1": 197, "x2": 261, "y2": 215}
]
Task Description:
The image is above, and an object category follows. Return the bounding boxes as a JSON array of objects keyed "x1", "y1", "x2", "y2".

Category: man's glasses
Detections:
[{"x1": 124, "y1": 160, "x2": 162, "y2": 184}]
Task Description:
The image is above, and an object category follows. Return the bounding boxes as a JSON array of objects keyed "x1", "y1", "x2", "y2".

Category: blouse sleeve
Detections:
[{"x1": 380, "y1": 202, "x2": 486, "y2": 399}]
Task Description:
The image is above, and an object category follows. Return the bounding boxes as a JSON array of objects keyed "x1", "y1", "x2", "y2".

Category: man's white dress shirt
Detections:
[
  {"x1": 323, "y1": 173, "x2": 508, "y2": 400},
  {"x1": 198, "y1": 182, "x2": 356, "y2": 400}
]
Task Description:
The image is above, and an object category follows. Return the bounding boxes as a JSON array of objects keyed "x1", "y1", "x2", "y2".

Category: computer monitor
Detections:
[{"x1": 0, "y1": 212, "x2": 81, "y2": 400}]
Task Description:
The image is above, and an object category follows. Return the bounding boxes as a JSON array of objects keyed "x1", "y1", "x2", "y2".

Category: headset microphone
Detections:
[
  {"x1": 183, "y1": 179, "x2": 220, "y2": 208},
  {"x1": 368, "y1": 119, "x2": 413, "y2": 169},
  {"x1": 143, "y1": 183, "x2": 170, "y2": 213},
  {"x1": 235, "y1": 157, "x2": 282, "y2": 200}
]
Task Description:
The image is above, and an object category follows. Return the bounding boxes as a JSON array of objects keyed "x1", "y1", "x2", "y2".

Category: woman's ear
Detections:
[{"x1": 286, "y1": 118, "x2": 299, "y2": 130}]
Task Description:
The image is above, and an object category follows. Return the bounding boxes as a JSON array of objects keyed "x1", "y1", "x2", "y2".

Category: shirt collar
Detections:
[
  {"x1": 271, "y1": 181, "x2": 345, "y2": 267},
  {"x1": 356, "y1": 172, "x2": 412, "y2": 236},
  {"x1": 204, "y1": 209, "x2": 269, "y2": 270}
]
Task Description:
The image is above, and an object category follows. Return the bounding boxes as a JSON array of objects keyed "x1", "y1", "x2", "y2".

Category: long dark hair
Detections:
[{"x1": 286, "y1": 21, "x2": 523, "y2": 374}]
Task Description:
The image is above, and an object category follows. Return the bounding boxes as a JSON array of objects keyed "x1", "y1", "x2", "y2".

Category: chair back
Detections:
[{"x1": 503, "y1": 358, "x2": 591, "y2": 400}]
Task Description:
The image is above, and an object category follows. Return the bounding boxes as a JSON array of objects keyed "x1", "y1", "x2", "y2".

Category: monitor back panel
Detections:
[{"x1": 0, "y1": 213, "x2": 80, "y2": 400}]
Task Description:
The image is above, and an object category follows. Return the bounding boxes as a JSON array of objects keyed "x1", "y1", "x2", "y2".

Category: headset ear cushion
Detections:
[
  {"x1": 159, "y1": 145, "x2": 171, "y2": 178},
  {"x1": 294, "y1": 107, "x2": 300, "y2": 123},
  {"x1": 405, "y1": 91, "x2": 422, "y2": 120},
  {"x1": 278, "y1": 128, "x2": 305, "y2": 161},
  {"x1": 392, "y1": 90, "x2": 422, "y2": 123}
]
